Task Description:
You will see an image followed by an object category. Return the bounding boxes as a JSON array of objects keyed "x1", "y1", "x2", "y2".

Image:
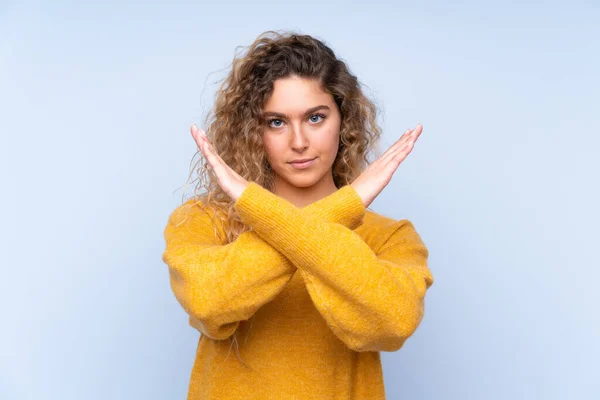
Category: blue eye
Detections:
[
  {"x1": 268, "y1": 119, "x2": 283, "y2": 128},
  {"x1": 267, "y1": 113, "x2": 326, "y2": 128},
  {"x1": 309, "y1": 114, "x2": 325, "y2": 123}
]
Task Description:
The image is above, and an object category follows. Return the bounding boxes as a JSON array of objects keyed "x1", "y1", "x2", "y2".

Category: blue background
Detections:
[{"x1": 1, "y1": 1, "x2": 598, "y2": 398}]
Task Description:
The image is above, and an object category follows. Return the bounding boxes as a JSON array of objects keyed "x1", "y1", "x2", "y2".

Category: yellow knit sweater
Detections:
[{"x1": 162, "y1": 181, "x2": 434, "y2": 399}]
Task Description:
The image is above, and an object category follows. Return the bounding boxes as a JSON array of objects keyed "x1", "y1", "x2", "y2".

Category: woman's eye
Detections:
[
  {"x1": 268, "y1": 119, "x2": 283, "y2": 128},
  {"x1": 309, "y1": 114, "x2": 325, "y2": 123},
  {"x1": 268, "y1": 114, "x2": 325, "y2": 128}
]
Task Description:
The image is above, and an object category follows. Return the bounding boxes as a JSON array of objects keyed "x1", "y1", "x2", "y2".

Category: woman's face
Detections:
[{"x1": 262, "y1": 76, "x2": 342, "y2": 199}]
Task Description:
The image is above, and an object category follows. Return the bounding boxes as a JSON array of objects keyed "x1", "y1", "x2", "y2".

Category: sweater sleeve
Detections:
[
  {"x1": 162, "y1": 184, "x2": 365, "y2": 340},
  {"x1": 233, "y1": 182, "x2": 435, "y2": 352}
]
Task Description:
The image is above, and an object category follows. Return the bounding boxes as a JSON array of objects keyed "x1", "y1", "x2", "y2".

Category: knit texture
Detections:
[{"x1": 162, "y1": 182, "x2": 434, "y2": 399}]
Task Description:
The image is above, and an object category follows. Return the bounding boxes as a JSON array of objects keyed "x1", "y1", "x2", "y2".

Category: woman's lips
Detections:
[{"x1": 289, "y1": 157, "x2": 316, "y2": 169}]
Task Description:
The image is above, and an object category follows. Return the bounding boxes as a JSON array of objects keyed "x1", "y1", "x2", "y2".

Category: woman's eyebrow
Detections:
[{"x1": 263, "y1": 105, "x2": 330, "y2": 118}]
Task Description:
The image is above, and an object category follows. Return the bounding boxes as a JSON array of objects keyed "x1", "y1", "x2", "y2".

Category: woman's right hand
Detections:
[
  {"x1": 350, "y1": 124, "x2": 423, "y2": 208},
  {"x1": 191, "y1": 124, "x2": 249, "y2": 201}
]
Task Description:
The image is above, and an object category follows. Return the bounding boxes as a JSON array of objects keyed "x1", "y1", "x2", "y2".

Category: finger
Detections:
[
  {"x1": 193, "y1": 126, "x2": 240, "y2": 180},
  {"x1": 378, "y1": 142, "x2": 415, "y2": 181},
  {"x1": 378, "y1": 128, "x2": 414, "y2": 163},
  {"x1": 399, "y1": 124, "x2": 421, "y2": 145},
  {"x1": 197, "y1": 132, "x2": 231, "y2": 175},
  {"x1": 200, "y1": 139, "x2": 224, "y2": 173},
  {"x1": 394, "y1": 125, "x2": 421, "y2": 148},
  {"x1": 199, "y1": 133, "x2": 225, "y2": 165},
  {"x1": 191, "y1": 124, "x2": 204, "y2": 148},
  {"x1": 208, "y1": 145, "x2": 230, "y2": 171},
  {"x1": 382, "y1": 130, "x2": 419, "y2": 165},
  {"x1": 397, "y1": 128, "x2": 412, "y2": 143},
  {"x1": 194, "y1": 127, "x2": 215, "y2": 154},
  {"x1": 380, "y1": 129, "x2": 411, "y2": 158},
  {"x1": 395, "y1": 136, "x2": 416, "y2": 158},
  {"x1": 409, "y1": 123, "x2": 423, "y2": 140},
  {"x1": 383, "y1": 143, "x2": 412, "y2": 170},
  {"x1": 389, "y1": 124, "x2": 422, "y2": 156},
  {"x1": 192, "y1": 127, "x2": 212, "y2": 160}
]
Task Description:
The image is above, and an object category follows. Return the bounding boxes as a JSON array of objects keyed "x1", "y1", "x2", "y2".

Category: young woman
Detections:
[{"x1": 162, "y1": 30, "x2": 434, "y2": 400}]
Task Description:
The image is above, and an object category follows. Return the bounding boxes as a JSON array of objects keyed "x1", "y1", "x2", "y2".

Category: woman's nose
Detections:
[{"x1": 290, "y1": 125, "x2": 309, "y2": 150}]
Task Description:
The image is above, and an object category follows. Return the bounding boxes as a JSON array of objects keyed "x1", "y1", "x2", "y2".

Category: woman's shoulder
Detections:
[
  {"x1": 165, "y1": 196, "x2": 228, "y2": 239},
  {"x1": 359, "y1": 209, "x2": 423, "y2": 249},
  {"x1": 168, "y1": 196, "x2": 213, "y2": 222},
  {"x1": 363, "y1": 208, "x2": 414, "y2": 230}
]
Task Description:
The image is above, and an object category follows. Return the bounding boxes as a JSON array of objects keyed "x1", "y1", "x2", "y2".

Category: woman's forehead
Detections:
[{"x1": 264, "y1": 77, "x2": 333, "y2": 113}]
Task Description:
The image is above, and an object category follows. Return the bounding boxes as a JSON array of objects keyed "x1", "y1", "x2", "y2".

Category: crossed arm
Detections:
[{"x1": 162, "y1": 182, "x2": 434, "y2": 352}]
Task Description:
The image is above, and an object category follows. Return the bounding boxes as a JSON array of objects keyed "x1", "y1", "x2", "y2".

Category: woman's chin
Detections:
[
  {"x1": 275, "y1": 172, "x2": 322, "y2": 189},
  {"x1": 286, "y1": 176, "x2": 319, "y2": 188}
]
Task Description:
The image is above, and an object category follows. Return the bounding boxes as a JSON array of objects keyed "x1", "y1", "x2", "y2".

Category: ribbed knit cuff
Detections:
[
  {"x1": 233, "y1": 182, "x2": 367, "y2": 269},
  {"x1": 318, "y1": 184, "x2": 366, "y2": 229},
  {"x1": 235, "y1": 182, "x2": 366, "y2": 229}
]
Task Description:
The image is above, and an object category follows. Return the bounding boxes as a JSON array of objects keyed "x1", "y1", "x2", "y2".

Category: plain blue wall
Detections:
[{"x1": 1, "y1": 1, "x2": 598, "y2": 399}]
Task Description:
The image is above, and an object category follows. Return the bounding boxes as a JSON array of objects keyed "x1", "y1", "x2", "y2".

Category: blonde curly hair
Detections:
[
  {"x1": 180, "y1": 29, "x2": 383, "y2": 241},
  {"x1": 176, "y1": 30, "x2": 385, "y2": 365}
]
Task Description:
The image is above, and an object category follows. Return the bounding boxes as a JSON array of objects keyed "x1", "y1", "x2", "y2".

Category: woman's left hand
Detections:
[
  {"x1": 191, "y1": 124, "x2": 249, "y2": 201},
  {"x1": 350, "y1": 123, "x2": 423, "y2": 208}
]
